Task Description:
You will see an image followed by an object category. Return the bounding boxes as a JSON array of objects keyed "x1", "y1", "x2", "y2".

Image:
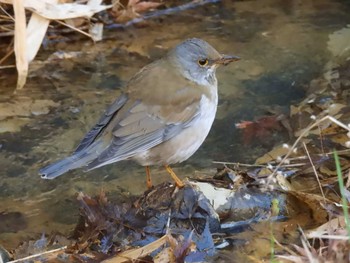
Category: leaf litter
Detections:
[{"x1": 229, "y1": 34, "x2": 350, "y2": 262}]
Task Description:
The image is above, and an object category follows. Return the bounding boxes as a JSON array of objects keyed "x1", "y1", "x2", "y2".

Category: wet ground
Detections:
[{"x1": 1, "y1": 0, "x2": 350, "y2": 256}]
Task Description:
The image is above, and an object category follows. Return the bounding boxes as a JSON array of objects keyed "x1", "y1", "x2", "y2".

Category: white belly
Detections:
[{"x1": 133, "y1": 93, "x2": 218, "y2": 166}]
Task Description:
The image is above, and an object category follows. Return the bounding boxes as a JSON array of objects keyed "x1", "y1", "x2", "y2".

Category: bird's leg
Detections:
[
  {"x1": 164, "y1": 165, "x2": 185, "y2": 188},
  {"x1": 145, "y1": 166, "x2": 153, "y2": 189}
]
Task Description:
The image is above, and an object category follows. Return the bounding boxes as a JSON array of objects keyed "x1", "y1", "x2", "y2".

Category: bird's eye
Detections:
[{"x1": 198, "y1": 58, "x2": 209, "y2": 67}]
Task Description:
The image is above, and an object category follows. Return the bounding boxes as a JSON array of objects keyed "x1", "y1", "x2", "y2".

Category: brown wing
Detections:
[
  {"x1": 74, "y1": 93, "x2": 128, "y2": 153},
  {"x1": 85, "y1": 58, "x2": 206, "y2": 169}
]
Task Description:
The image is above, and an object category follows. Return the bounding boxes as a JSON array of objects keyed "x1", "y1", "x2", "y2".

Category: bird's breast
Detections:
[{"x1": 133, "y1": 91, "x2": 218, "y2": 166}]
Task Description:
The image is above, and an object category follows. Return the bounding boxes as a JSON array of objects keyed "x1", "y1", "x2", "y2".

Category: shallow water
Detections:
[{"x1": 1, "y1": 0, "x2": 350, "y2": 255}]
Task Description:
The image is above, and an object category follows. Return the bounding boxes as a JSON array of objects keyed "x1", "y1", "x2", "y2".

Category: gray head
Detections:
[{"x1": 167, "y1": 38, "x2": 240, "y2": 85}]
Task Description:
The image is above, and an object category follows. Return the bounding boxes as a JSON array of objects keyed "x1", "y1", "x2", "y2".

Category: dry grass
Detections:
[{"x1": 0, "y1": 0, "x2": 113, "y2": 90}]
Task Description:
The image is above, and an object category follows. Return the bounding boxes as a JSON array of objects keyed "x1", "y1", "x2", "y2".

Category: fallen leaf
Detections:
[
  {"x1": 0, "y1": 118, "x2": 31, "y2": 133},
  {"x1": 288, "y1": 190, "x2": 329, "y2": 225},
  {"x1": 113, "y1": 0, "x2": 162, "y2": 23},
  {"x1": 327, "y1": 25, "x2": 350, "y2": 58},
  {"x1": 102, "y1": 235, "x2": 167, "y2": 263},
  {"x1": 154, "y1": 247, "x2": 176, "y2": 263},
  {"x1": 0, "y1": 0, "x2": 113, "y2": 20},
  {"x1": 255, "y1": 145, "x2": 289, "y2": 164},
  {"x1": 305, "y1": 216, "x2": 345, "y2": 239},
  {"x1": 236, "y1": 115, "x2": 283, "y2": 145}
]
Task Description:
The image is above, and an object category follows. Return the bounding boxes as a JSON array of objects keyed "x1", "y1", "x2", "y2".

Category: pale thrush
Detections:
[{"x1": 40, "y1": 38, "x2": 240, "y2": 188}]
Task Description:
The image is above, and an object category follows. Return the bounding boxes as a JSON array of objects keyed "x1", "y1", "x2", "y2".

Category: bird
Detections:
[{"x1": 39, "y1": 38, "x2": 240, "y2": 188}]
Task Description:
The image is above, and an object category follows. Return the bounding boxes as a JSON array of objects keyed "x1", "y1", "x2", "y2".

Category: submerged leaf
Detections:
[
  {"x1": 236, "y1": 115, "x2": 283, "y2": 145},
  {"x1": 328, "y1": 25, "x2": 350, "y2": 58}
]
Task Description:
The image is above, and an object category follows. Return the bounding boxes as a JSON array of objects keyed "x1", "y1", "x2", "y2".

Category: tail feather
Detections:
[{"x1": 40, "y1": 151, "x2": 96, "y2": 179}]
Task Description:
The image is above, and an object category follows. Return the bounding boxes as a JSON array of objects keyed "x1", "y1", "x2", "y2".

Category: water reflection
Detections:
[{"x1": 1, "y1": 0, "x2": 350, "y2": 251}]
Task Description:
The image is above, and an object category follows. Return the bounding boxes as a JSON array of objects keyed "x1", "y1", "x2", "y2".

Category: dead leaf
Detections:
[
  {"x1": 255, "y1": 145, "x2": 289, "y2": 164},
  {"x1": 305, "y1": 216, "x2": 346, "y2": 239},
  {"x1": 133, "y1": 1, "x2": 162, "y2": 13},
  {"x1": 288, "y1": 190, "x2": 329, "y2": 225},
  {"x1": 102, "y1": 235, "x2": 167, "y2": 263},
  {"x1": 154, "y1": 247, "x2": 176, "y2": 263},
  {"x1": 328, "y1": 25, "x2": 350, "y2": 58},
  {"x1": 257, "y1": 167, "x2": 273, "y2": 177},
  {"x1": 26, "y1": 0, "x2": 58, "y2": 63},
  {"x1": 276, "y1": 173, "x2": 294, "y2": 191},
  {"x1": 236, "y1": 115, "x2": 283, "y2": 145},
  {"x1": 0, "y1": 118, "x2": 31, "y2": 133},
  {"x1": 169, "y1": 232, "x2": 195, "y2": 262},
  {"x1": 113, "y1": 0, "x2": 162, "y2": 23},
  {"x1": 0, "y1": 0, "x2": 113, "y2": 20}
]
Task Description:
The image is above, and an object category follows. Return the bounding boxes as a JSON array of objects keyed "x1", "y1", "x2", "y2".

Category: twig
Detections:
[
  {"x1": 101, "y1": 236, "x2": 167, "y2": 263},
  {"x1": 107, "y1": 0, "x2": 221, "y2": 29},
  {"x1": 8, "y1": 246, "x2": 67, "y2": 263},
  {"x1": 305, "y1": 234, "x2": 349, "y2": 240},
  {"x1": 212, "y1": 161, "x2": 267, "y2": 167},
  {"x1": 318, "y1": 120, "x2": 325, "y2": 155},
  {"x1": 212, "y1": 161, "x2": 306, "y2": 168},
  {"x1": 299, "y1": 226, "x2": 318, "y2": 263},
  {"x1": 302, "y1": 142, "x2": 326, "y2": 202},
  {"x1": 272, "y1": 149, "x2": 350, "y2": 162},
  {"x1": 213, "y1": 150, "x2": 350, "y2": 167},
  {"x1": 0, "y1": 48, "x2": 14, "y2": 65},
  {"x1": 0, "y1": 64, "x2": 15, "y2": 69},
  {"x1": 0, "y1": 4, "x2": 15, "y2": 21},
  {"x1": 267, "y1": 116, "x2": 350, "y2": 184},
  {"x1": 346, "y1": 169, "x2": 350, "y2": 189},
  {"x1": 0, "y1": 31, "x2": 15, "y2": 37},
  {"x1": 55, "y1": 19, "x2": 93, "y2": 40},
  {"x1": 273, "y1": 236, "x2": 297, "y2": 256}
]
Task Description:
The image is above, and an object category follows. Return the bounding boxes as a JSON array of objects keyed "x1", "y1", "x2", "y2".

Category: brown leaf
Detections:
[
  {"x1": 305, "y1": 216, "x2": 346, "y2": 239},
  {"x1": 288, "y1": 190, "x2": 329, "y2": 225},
  {"x1": 133, "y1": 1, "x2": 162, "y2": 13},
  {"x1": 102, "y1": 235, "x2": 167, "y2": 263},
  {"x1": 154, "y1": 247, "x2": 176, "y2": 263},
  {"x1": 113, "y1": 0, "x2": 162, "y2": 22},
  {"x1": 170, "y1": 232, "x2": 195, "y2": 261},
  {"x1": 236, "y1": 115, "x2": 283, "y2": 145}
]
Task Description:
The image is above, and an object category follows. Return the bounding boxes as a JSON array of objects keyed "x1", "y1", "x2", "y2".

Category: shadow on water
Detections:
[{"x1": 1, "y1": 0, "x2": 350, "y2": 257}]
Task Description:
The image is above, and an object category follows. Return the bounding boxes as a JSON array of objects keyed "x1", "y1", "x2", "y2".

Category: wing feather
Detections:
[
  {"x1": 86, "y1": 98, "x2": 201, "y2": 170},
  {"x1": 74, "y1": 93, "x2": 128, "y2": 153}
]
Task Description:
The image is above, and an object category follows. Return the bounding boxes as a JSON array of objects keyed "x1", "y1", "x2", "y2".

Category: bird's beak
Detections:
[{"x1": 214, "y1": 55, "x2": 240, "y2": 66}]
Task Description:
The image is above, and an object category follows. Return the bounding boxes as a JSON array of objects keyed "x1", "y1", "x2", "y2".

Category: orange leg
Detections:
[
  {"x1": 165, "y1": 165, "x2": 185, "y2": 188},
  {"x1": 145, "y1": 166, "x2": 153, "y2": 189}
]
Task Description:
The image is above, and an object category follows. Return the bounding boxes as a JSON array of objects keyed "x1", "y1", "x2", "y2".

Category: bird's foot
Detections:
[{"x1": 165, "y1": 165, "x2": 185, "y2": 188}]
